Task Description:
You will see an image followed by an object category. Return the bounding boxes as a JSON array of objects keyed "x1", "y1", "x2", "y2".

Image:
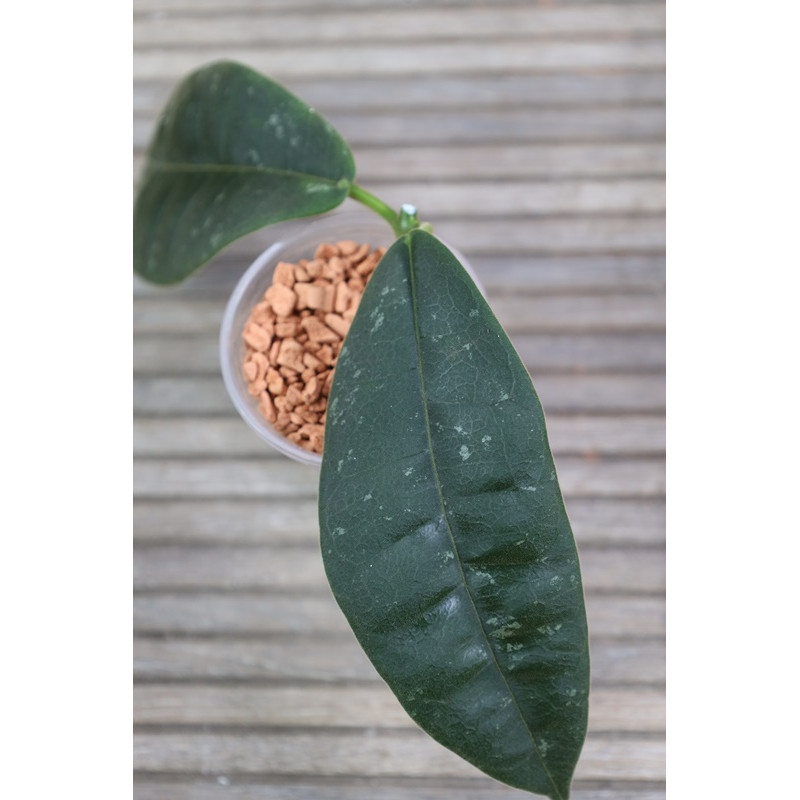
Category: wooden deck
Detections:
[{"x1": 133, "y1": 1, "x2": 665, "y2": 797}]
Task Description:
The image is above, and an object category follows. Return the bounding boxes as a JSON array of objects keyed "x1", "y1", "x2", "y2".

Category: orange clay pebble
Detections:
[
  {"x1": 301, "y1": 316, "x2": 339, "y2": 344},
  {"x1": 324, "y1": 313, "x2": 350, "y2": 338},
  {"x1": 273, "y1": 262, "x2": 296, "y2": 287},
  {"x1": 264, "y1": 283, "x2": 296, "y2": 317},
  {"x1": 243, "y1": 360, "x2": 258, "y2": 382},
  {"x1": 240, "y1": 240, "x2": 386, "y2": 455},
  {"x1": 242, "y1": 322, "x2": 272, "y2": 352}
]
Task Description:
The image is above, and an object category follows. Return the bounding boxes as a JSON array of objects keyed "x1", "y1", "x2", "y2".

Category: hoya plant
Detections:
[{"x1": 134, "y1": 61, "x2": 590, "y2": 800}]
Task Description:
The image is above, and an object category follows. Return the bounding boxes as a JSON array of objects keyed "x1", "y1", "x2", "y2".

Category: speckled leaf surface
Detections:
[
  {"x1": 134, "y1": 61, "x2": 355, "y2": 284},
  {"x1": 319, "y1": 231, "x2": 589, "y2": 799}
]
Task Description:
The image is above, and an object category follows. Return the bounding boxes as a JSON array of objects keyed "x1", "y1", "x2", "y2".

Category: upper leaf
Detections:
[
  {"x1": 134, "y1": 61, "x2": 355, "y2": 284},
  {"x1": 319, "y1": 231, "x2": 590, "y2": 799}
]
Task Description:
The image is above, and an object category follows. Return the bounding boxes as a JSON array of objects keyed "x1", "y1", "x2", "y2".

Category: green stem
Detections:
[
  {"x1": 348, "y1": 184, "x2": 403, "y2": 235},
  {"x1": 348, "y1": 183, "x2": 428, "y2": 237}
]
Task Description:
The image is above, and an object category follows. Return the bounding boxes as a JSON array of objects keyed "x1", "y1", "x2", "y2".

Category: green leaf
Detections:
[
  {"x1": 319, "y1": 231, "x2": 589, "y2": 799},
  {"x1": 134, "y1": 61, "x2": 355, "y2": 284}
]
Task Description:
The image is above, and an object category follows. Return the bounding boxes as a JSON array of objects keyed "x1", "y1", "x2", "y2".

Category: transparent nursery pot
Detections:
[{"x1": 220, "y1": 210, "x2": 482, "y2": 466}]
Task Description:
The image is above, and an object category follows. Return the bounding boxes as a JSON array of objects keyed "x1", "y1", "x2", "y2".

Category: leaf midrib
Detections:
[
  {"x1": 146, "y1": 158, "x2": 349, "y2": 187},
  {"x1": 403, "y1": 233, "x2": 562, "y2": 800}
]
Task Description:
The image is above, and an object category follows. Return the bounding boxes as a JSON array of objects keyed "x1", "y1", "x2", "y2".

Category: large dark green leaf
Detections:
[
  {"x1": 319, "y1": 231, "x2": 589, "y2": 799},
  {"x1": 134, "y1": 61, "x2": 355, "y2": 284}
]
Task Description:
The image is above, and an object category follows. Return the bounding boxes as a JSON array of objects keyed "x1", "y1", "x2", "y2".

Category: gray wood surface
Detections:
[{"x1": 133, "y1": 2, "x2": 665, "y2": 798}]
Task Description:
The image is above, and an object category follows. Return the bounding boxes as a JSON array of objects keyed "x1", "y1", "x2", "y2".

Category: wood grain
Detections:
[
  {"x1": 133, "y1": 780, "x2": 665, "y2": 800},
  {"x1": 134, "y1": 594, "x2": 665, "y2": 638},
  {"x1": 134, "y1": 74, "x2": 666, "y2": 113},
  {"x1": 133, "y1": 415, "x2": 664, "y2": 457},
  {"x1": 133, "y1": 332, "x2": 665, "y2": 374},
  {"x1": 133, "y1": 40, "x2": 665, "y2": 82},
  {"x1": 133, "y1": 544, "x2": 664, "y2": 593},
  {"x1": 134, "y1": 636, "x2": 665, "y2": 685},
  {"x1": 134, "y1": 294, "x2": 665, "y2": 336},
  {"x1": 133, "y1": 496, "x2": 665, "y2": 547},
  {"x1": 135, "y1": 107, "x2": 664, "y2": 151},
  {"x1": 135, "y1": 143, "x2": 666, "y2": 190},
  {"x1": 133, "y1": 456, "x2": 665, "y2": 499},
  {"x1": 134, "y1": 0, "x2": 664, "y2": 11},
  {"x1": 133, "y1": 373, "x2": 666, "y2": 415},
  {"x1": 131, "y1": 251, "x2": 665, "y2": 297},
  {"x1": 134, "y1": 6, "x2": 665, "y2": 47},
  {"x1": 132, "y1": 730, "x2": 665, "y2": 781},
  {"x1": 133, "y1": 685, "x2": 664, "y2": 731}
]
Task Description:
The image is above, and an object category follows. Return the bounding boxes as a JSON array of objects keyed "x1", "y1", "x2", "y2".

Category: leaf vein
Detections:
[
  {"x1": 145, "y1": 158, "x2": 348, "y2": 187},
  {"x1": 404, "y1": 233, "x2": 563, "y2": 800}
]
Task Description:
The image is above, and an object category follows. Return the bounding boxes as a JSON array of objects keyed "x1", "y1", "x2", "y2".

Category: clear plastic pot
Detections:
[{"x1": 220, "y1": 211, "x2": 481, "y2": 466}]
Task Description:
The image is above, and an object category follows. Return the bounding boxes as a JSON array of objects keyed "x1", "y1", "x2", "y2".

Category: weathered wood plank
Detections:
[
  {"x1": 478, "y1": 254, "x2": 665, "y2": 293},
  {"x1": 132, "y1": 779, "x2": 664, "y2": 800},
  {"x1": 352, "y1": 144, "x2": 665, "y2": 180},
  {"x1": 133, "y1": 684, "x2": 664, "y2": 732},
  {"x1": 515, "y1": 332, "x2": 663, "y2": 372},
  {"x1": 432, "y1": 217, "x2": 665, "y2": 253},
  {"x1": 133, "y1": 165, "x2": 666, "y2": 219},
  {"x1": 134, "y1": 6, "x2": 665, "y2": 47},
  {"x1": 135, "y1": 291, "x2": 663, "y2": 345},
  {"x1": 133, "y1": 373, "x2": 665, "y2": 415},
  {"x1": 133, "y1": 456, "x2": 665, "y2": 499},
  {"x1": 132, "y1": 729, "x2": 665, "y2": 781},
  {"x1": 134, "y1": 377, "x2": 230, "y2": 415},
  {"x1": 367, "y1": 179, "x2": 664, "y2": 215},
  {"x1": 133, "y1": 635, "x2": 664, "y2": 685},
  {"x1": 133, "y1": 544, "x2": 664, "y2": 594},
  {"x1": 135, "y1": 0, "x2": 664, "y2": 11},
  {"x1": 134, "y1": 144, "x2": 665, "y2": 189},
  {"x1": 133, "y1": 40, "x2": 665, "y2": 82},
  {"x1": 135, "y1": 293, "x2": 665, "y2": 335},
  {"x1": 134, "y1": 499, "x2": 313, "y2": 544},
  {"x1": 328, "y1": 104, "x2": 666, "y2": 148},
  {"x1": 135, "y1": 106, "x2": 665, "y2": 152},
  {"x1": 132, "y1": 171, "x2": 662, "y2": 221},
  {"x1": 548, "y1": 415, "x2": 664, "y2": 454},
  {"x1": 133, "y1": 496, "x2": 664, "y2": 547},
  {"x1": 132, "y1": 458, "x2": 322, "y2": 499},
  {"x1": 132, "y1": 779, "x2": 665, "y2": 800},
  {"x1": 133, "y1": 415, "x2": 664, "y2": 458},
  {"x1": 134, "y1": 332, "x2": 664, "y2": 375},
  {"x1": 132, "y1": 252, "x2": 665, "y2": 298},
  {"x1": 134, "y1": 75, "x2": 666, "y2": 115},
  {"x1": 133, "y1": 594, "x2": 664, "y2": 638}
]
